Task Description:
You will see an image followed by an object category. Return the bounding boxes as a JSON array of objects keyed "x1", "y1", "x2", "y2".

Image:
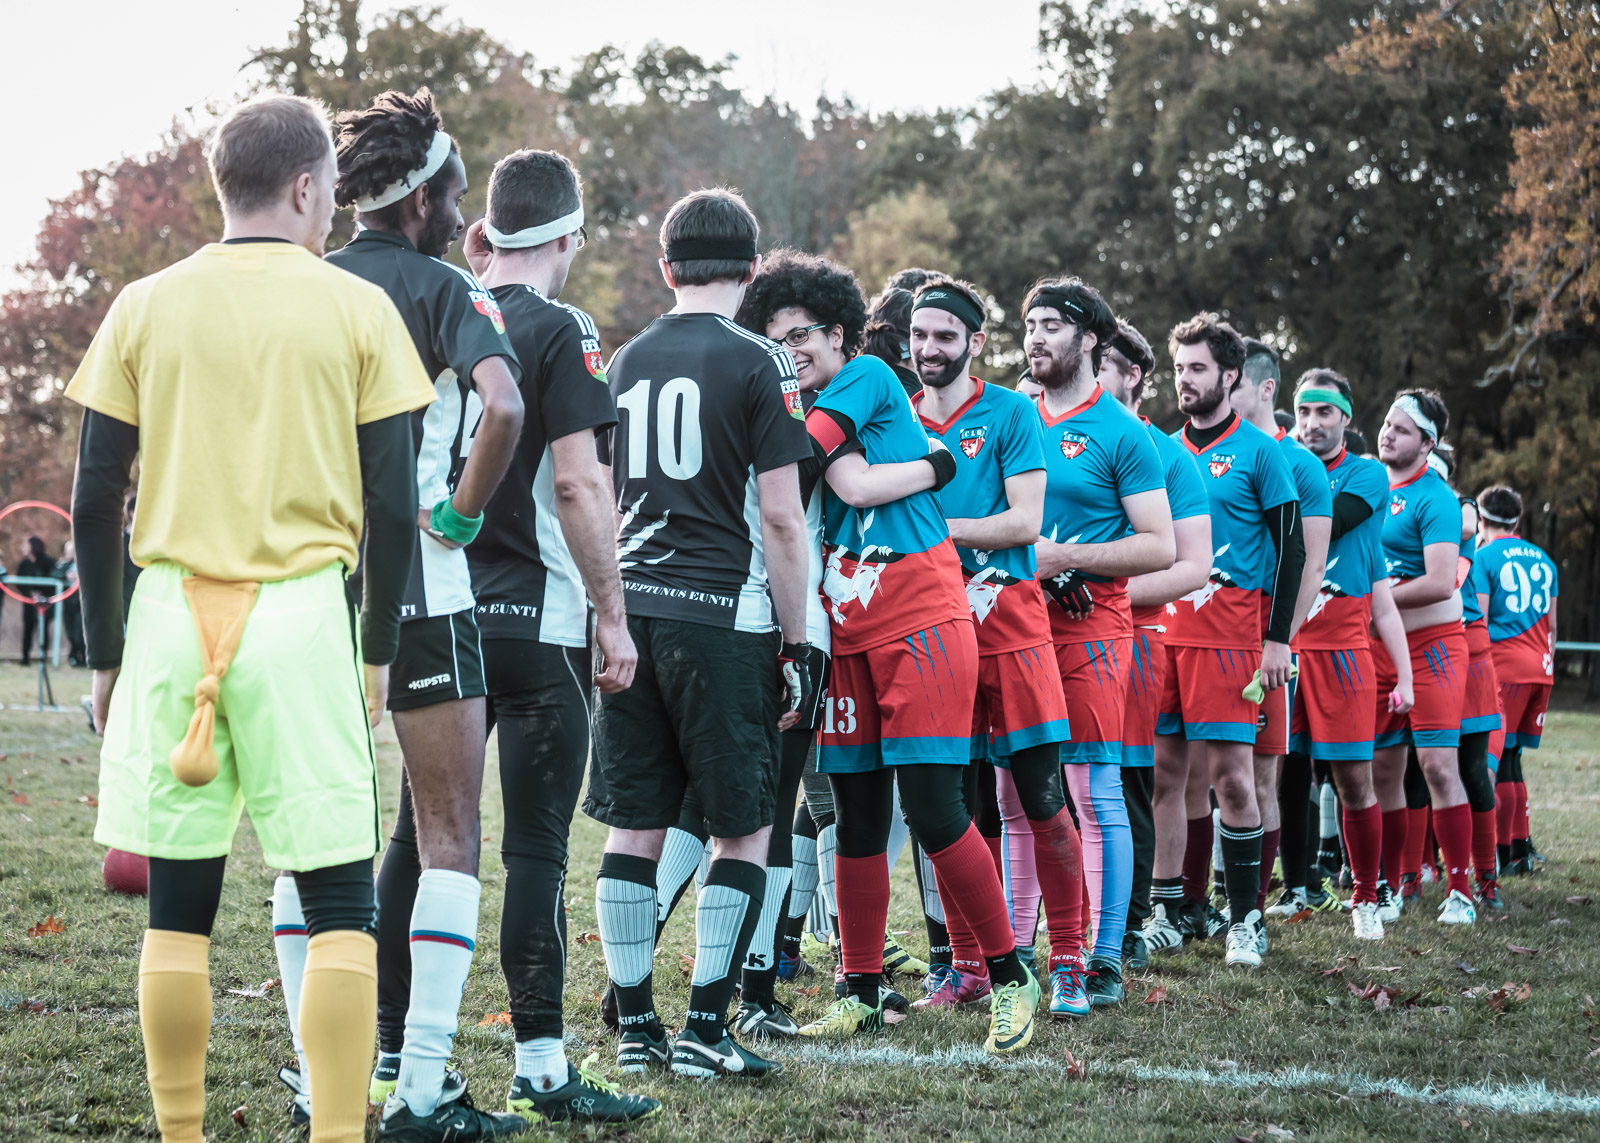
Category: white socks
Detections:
[
  {"x1": 395, "y1": 869, "x2": 480, "y2": 1117},
  {"x1": 271, "y1": 874, "x2": 310, "y2": 1079},
  {"x1": 514, "y1": 1037, "x2": 567, "y2": 1092},
  {"x1": 744, "y1": 864, "x2": 793, "y2": 973}
]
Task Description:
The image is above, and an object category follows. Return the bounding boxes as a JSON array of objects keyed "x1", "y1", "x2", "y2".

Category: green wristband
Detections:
[{"x1": 430, "y1": 497, "x2": 483, "y2": 545}]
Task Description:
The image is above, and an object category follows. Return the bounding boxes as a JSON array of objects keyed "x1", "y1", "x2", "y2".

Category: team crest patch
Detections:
[
  {"x1": 781, "y1": 375, "x2": 804, "y2": 420},
  {"x1": 1059, "y1": 431, "x2": 1090, "y2": 459},
  {"x1": 582, "y1": 337, "x2": 607, "y2": 382},
  {"x1": 1390, "y1": 496, "x2": 1406, "y2": 516},
  {"x1": 469, "y1": 290, "x2": 506, "y2": 335},
  {"x1": 960, "y1": 426, "x2": 987, "y2": 458},
  {"x1": 1208, "y1": 455, "x2": 1234, "y2": 478}
]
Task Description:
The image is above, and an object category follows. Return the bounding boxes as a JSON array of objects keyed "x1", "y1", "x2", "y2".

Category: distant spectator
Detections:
[{"x1": 17, "y1": 536, "x2": 58, "y2": 665}]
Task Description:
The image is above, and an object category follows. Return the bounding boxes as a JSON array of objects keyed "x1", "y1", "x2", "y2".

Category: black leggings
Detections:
[
  {"x1": 1457, "y1": 731, "x2": 1497, "y2": 814},
  {"x1": 1497, "y1": 746, "x2": 1525, "y2": 784},
  {"x1": 377, "y1": 638, "x2": 591, "y2": 1047},
  {"x1": 150, "y1": 856, "x2": 374, "y2": 937}
]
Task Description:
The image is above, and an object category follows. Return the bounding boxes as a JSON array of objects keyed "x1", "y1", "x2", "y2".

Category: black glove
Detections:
[
  {"x1": 1041, "y1": 568, "x2": 1094, "y2": 618},
  {"x1": 779, "y1": 641, "x2": 819, "y2": 721},
  {"x1": 924, "y1": 437, "x2": 958, "y2": 492}
]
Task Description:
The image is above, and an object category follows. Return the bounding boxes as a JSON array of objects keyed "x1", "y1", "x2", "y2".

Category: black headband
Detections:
[
  {"x1": 913, "y1": 287, "x2": 985, "y2": 332},
  {"x1": 663, "y1": 236, "x2": 758, "y2": 263},
  {"x1": 1111, "y1": 333, "x2": 1153, "y2": 373},
  {"x1": 1027, "y1": 286, "x2": 1090, "y2": 324}
]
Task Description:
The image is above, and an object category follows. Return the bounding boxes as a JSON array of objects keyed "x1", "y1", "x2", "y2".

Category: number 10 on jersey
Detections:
[{"x1": 616, "y1": 377, "x2": 703, "y2": 480}]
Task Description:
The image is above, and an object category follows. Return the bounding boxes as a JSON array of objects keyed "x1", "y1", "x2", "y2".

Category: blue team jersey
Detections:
[
  {"x1": 1166, "y1": 414, "x2": 1298, "y2": 649},
  {"x1": 1381, "y1": 466, "x2": 1459, "y2": 582},
  {"x1": 1298, "y1": 448, "x2": 1387, "y2": 650},
  {"x1": 1460, "y1": 532, "x2": 1484, "y2": 624},
  {"x1": 1478, "y1": 536, "x2": 1558, "y2": 684},
  {"x1": 807, "y1": 353, "x2": 968, "y2": 654},
  {"x1": 1130, "y1": 416, "x2": 1209, "y2": 627},
  {"x1": 1036, "y1": 385, "x2": 1166, "y2": 641},
  {"x1": 915, "y1": 379, "x2": 1044, "y2": 583},
  {"x1": 1276, "y1": 429, "x2": 1333, "y2": 519}
]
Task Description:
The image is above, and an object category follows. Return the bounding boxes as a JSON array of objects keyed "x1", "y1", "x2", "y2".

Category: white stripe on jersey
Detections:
[
  {"x1": 413, "y1": 368, "x2": 478, "y2": 619},
  {"x1": 531, "y1": 442, "x2": 590, "y2": 647},
  {"x1": 714, "y1": 315, "x2": 798, "y2": 378},
  {"x1": 734, "y1": 463, "x2": 776, "y2": 634},
  {"x1": 804, "y1": 484, "x2": 830, "y2": 652}
]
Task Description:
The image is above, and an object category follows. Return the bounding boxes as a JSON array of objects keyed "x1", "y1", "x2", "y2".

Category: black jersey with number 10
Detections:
[{"x1": 602, "y1": 313, "x2": 811, "y2": 632}]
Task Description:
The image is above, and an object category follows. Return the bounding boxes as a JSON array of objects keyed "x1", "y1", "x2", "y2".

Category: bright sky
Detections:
[{"x1": 6, "y1": 0, "x2": 1046, "y2": 281}]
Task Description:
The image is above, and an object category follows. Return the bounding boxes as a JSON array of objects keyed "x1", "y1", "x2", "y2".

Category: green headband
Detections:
[{"x1": 1295, "y1": 387, "x2": 1352, "y2": 417}]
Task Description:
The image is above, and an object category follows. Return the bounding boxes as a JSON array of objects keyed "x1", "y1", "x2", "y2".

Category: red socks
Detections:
[
  {"x1": 1495, "y1": 781, "x2": 1515, "y2": 852},
  {"x1": 1342, "y1": 802, "x2": 1383, "y2": 905},
  {"x1": 1514, "y1": 781, "x2": 1531, "y2": 842},
  {"x1": 1257, "y1": 827, "x2": 1282, "y2": 915},
  {"x1": 1027, "y1": 808, "x2": 1084, "y2": 969},
  {"x1": 931, "y1": 864, "x2": 984, "y2": 975},
  {"x1": 928, "y1": 825, "x2": 1016, "y2": 961},
  {"x1": 1431, "y1": 803, "x2": 1473, "y2": 897},
  {"x1": 1471, "y1": 811, "x2": 1499, "y2": 883},
  {"x1": 982, "y1": 832, "x2": 1004, "y2": 877},
  {"x1": 1401, "y1": 806, "x2": 1430, "y2": 882},
  {"x1": 834, "y1": 855, "x2": 890, "y2": 976},
  {"x1": 1380, "y1": 807, "x2": 1409, "y2": 889},
  {"x1": 1182, "y1": 814, "x2": 1213, "y2": 901}
]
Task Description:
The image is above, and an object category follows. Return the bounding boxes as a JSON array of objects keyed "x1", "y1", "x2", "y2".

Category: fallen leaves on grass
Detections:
[
  {"x1": 883, "y1": 1009, "x2": 907, "y2": 1025},
  {"x1": 1567, "y1": 896, "x2": 1593, "y2": 906},
  {"x1": 17, "y1": 999, "x2": 47, "y2": 1013},
  {"x1": 795, "y1": 985, "x2": 821, "y2": 997},
  {"x1": 1405, "y1": 946, "x2": 1431, "y2": 957},
  {"x1": 12, "y1": 792, "x2": 30, "y2": 806},
  {"x1": 77, "y1": 795, "x2": 97, "y2": 807},
  {"x1": 1062, "y1": 1049, "x2": 1087, "y2": 1079},
  {"x1": 1317, "y1": 965, "x2": 1345, "y2": 977},
  {"x1": 225, "y1": 979, "x2": 280, "y2": 999},
  {"x1": 1346, "y1": 980, "x2": 1422, "y2": 1011},
  {"x1": 230, "y1": 1107, "x2": 248, "y2": 1128},
  {"x1": 1482, "y1": 981, "x2": 1532, "y2": 1012},
  {"x1": 1285, "y1": 908, "x2": 1314, "y2": 923},
  {"x1": 28, "y1": 915, "x2": 64, "y2": 937},
  {"x1": 477, "y1": 1012, "x2": 512, "y2": 1027},
  {"x1": 1506, "y1": 942, "x2": 1540, "y2": 956},
  {"x1": 678, "y1": 953, "x2": 696, "y2": 977},
  {"x1": 1142, "y1": 985, "x2": 1170, "y2": 1005},
  {"x1": 573, "y1": 931, "x2": 601, "y2": 945}
]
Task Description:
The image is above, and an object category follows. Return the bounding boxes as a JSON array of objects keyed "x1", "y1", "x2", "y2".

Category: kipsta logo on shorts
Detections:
[
  {"x1": 1059, "y1": 431, "x2": 1090, "y2": 459},
  {"x1": 469, "y1": 290, "x2": 506, "y2": 335},
  {"x1": 1208, "y1": 454, "x2": 1235, "y2": 478},
  {"x1": 960, "y1": 426, "x2": 987, "y2": 458},
  {"x1": 1390, "y1": 495, "x2": 1407, "y2": 516}
]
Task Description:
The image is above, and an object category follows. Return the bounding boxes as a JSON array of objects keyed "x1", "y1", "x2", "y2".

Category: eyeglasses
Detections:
[
  {"x1": 573, "y1": 225, "x2": 588, "y2": 251},
  {"x1": 779, "y1": 322, "x2": 828, "y2": 348}
]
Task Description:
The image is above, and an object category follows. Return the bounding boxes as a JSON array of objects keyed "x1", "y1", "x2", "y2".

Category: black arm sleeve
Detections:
[
  {"x1": 1263, "y1": 499, "x2": 1306, "y2": 645},
  {"x1": 1329, "y1": 490, "x2": 1375, "y2": 542},
  {"x1": 356, "y1": 413, "x2": 420, "y2": 666},
  {"x1": 71, "y1": 410, "x2": 139, "y2": 670}
]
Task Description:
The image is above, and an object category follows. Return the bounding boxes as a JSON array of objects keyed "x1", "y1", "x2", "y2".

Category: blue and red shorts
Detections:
[
  {"x1": 1055, "y1": 637, "x2": 1129, "y2": 765},
  {"x1": 1498, "y1": 681, "x2": 1551, "y2": 751},
  {"x1": 1253, "y1": 654, "x2": 1298, "y2": 756},
  {"x1": 818, "y1": 619, "x2": 979, "y2": 773},
  {"x1": 1373, "y1": 621, "x2": 1468, "y2": 750},
  {"x1": 1120, "y1": 628, "x2": 1166, "y2": 767},
  {"x1": 1289, "y1": 647, "x2": 1377, "y2": 761},
  {"x1": 1156, "y1": 644, "x2": 1262, "y2": 744},
  {"x1": 972, "y1": 643, "x2": 1070, "y2": 760},
  {"x1": 1460, "y1": 621, "x2": 1504, "y2": 736}
]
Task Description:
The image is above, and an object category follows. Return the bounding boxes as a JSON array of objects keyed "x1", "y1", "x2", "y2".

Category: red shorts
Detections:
[
  {"x1": 971, "y1": 643, "x2": 1070, "y2": 758},
  {"x1": 1156, "y1": 644, "x2": 1262, "y2": 745},
  {"x1": 1254, "y1": 656, "x2": 1297, "y2": 756},
  {"x1": 1498, "y1": 682, "x2": 1551, "y2": 750},
  {"x1": 1120, "y1": 628, "x2": 1166, "y2": 767},
  {"x1": 818, "y1": 619, "x2": 978, "y2": 773},
  {"x1": 1460, "y1": 622, "x2": 1503, "y2": 735},
  {"x1": 1373, "y1": 621, "x2": 1468, "y2": 749},
  {"x1": 1290, "y1": 647, "x2": 1377, "y2": 761},
  {"x1": 1054, "y1": 637, "x2": 1130, "y2": 764}
]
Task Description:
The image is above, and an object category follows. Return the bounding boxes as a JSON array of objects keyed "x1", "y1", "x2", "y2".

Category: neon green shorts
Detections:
[{"x1": 95, "y1": 561, "x2": 380, "y2": 870}]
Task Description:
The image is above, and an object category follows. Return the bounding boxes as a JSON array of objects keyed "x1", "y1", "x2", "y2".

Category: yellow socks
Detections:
[
  {"x1": 138, "y1": 930, "x2": 211, "y2": 1143},
  {"x1": 299, "y1": 930, "x2": 378, "y2": 1143}
]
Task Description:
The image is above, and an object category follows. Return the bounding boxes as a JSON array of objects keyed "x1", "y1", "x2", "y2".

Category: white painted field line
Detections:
[{"x1": 775, "y1": 1041, "x2": 1600, "y2": 1115}]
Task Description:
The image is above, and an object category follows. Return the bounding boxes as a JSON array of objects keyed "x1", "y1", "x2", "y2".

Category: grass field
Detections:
[{"x1": 3, "y1": 660, "x2": 1600, "y2": 1142}]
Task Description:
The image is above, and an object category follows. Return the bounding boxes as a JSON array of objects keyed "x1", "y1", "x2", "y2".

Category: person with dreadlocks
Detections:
[
  {"x1": 269, "y1": 86, "x2": 527, "y2": 1143},
  {"x1": 69, "y1": 92, "x2": 435, "y2": 1143}
]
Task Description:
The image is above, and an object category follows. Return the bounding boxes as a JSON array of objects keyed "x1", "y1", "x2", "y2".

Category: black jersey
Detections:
[
  {"x1": 326, "y1": 229, "x2": 520, "y2": 620},
  {"x1": 467, "y1": 285, "x2": 616, "y2": 646},
  {"x1": 602, "y1": 312, "x2": 810, "y2": 631}
]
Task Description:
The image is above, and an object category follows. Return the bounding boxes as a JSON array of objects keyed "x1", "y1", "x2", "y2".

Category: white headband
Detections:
[
  {"x1": 484, "y1": 205, "x2": 584, "y2": 250},
  {"x1": 352, "y1": 131, "x2": 454, "y2": 213},
  {"x1": 1390, "y1": 395, "x2": 1439, "y2": 442},
  {"x1": 1425, "y1": 451, "x2": 1450, "y2": 480}
]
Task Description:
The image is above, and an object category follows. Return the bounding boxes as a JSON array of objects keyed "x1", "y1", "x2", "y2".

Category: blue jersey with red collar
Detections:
[
  {"x1": 1479, "y1": 535, "x2": 1558, "y2": 683},
  {"x1": 915, "y1": 378, "x2": 1050, "y2": 654},
  {"x1": 1381, "y1": 466, "x2": 1459, "y2": 582},
  {"x1": 1036, "y1": 385, "x2": 1165, "y2": 641},
  {"x1": 1165, "y1": 414, "x2": 1297, "y2": 649},
  {"x1": 1297, "y1": 448, "x2": 1387, "y2": 651},
  {"x1": 808, "y1": 353, "x2": 968, "y2": 654},
  {"x1": 1460, "y1": 533, "x2": 1484, "y2": 624},
  {"x1": 1130, "y1": 416, "x2": 1209, "y2": 628}
]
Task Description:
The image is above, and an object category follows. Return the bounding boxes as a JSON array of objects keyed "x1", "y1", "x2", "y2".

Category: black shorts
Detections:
[
  {"x1": 388, "y1": 610, "x2": 488, "y2": 711},
  {"x1": 585, "y1": 615, "x2": 780, "y2": 837}
]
